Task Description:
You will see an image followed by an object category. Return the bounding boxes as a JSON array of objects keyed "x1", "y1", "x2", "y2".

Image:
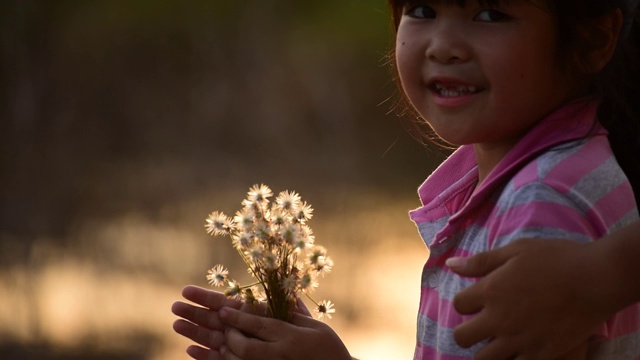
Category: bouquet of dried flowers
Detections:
[{"x1": 204, "y1": 184, "x2": 335, "y2": 322}]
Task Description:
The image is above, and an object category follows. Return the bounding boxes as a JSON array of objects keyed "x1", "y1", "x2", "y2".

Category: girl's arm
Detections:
[{"x1": 446, "y1": 220, "x2": 640, "y2": 360}]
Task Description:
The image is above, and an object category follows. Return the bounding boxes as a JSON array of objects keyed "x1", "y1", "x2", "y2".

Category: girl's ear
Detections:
[{"x1": 584, "y1": 8, "x2": 624, "y2": 74}]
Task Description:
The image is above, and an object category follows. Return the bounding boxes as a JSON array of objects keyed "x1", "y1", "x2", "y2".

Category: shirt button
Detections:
[{"x1": 427, "y1": 272, "x2": 440, "y2": 288}]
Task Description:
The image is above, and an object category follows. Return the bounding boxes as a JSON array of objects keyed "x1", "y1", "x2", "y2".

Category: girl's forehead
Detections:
[
  {"x1": 399, "y1": 0, "x2": 505, "y2": 5},
  {"x1": 392, "y1": 0, "x2": 553, "y2": 15},
  {"x1": 396, "y1": 0, "x2": 545, "y2": 7}
]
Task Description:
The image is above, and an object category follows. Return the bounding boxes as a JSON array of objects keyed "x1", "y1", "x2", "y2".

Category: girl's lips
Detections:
[
  {"x1": 427, "y1": 78, "x2": 485, "y2": 108},
  {"x1": 430, "y1": 88, "x2": 483, "y2": 107}
]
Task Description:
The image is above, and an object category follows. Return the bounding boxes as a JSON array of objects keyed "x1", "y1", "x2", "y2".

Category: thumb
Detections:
[
  {"x1": 446, "y1": 244, "x2": 516, "y2": 277},
  {"x1": 290, "y1": 311, "x2": 321, "y2": 328}
]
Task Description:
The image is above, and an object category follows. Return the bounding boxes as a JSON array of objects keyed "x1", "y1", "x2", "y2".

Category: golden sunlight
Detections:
[{"x1": 1, "y1": 193, "x2": 428, "y2": 360}]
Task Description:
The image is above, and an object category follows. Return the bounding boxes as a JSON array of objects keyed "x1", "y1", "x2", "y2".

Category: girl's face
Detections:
[{"x1": 395, "y1": 0, "x2": 578, "y2": 150}]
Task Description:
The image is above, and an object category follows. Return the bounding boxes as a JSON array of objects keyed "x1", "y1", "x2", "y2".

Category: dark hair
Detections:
[{"x1": 387, "y1": 0, "x2": 640, "y2": 204}]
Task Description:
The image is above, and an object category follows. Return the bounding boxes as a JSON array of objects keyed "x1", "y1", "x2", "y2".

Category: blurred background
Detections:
[{"x1": 1, "y1": 1, "x2": 449, "y2": 359}]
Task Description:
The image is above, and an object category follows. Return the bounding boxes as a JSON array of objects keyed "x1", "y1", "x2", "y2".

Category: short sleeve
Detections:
[{"x1": 487, "y1": 181, "x2": 599, "y2": 249}]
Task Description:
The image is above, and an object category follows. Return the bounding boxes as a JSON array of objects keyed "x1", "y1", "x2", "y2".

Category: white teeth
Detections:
[{"x1": 434, "y1": 83, "x2": 479, "y2": 97}]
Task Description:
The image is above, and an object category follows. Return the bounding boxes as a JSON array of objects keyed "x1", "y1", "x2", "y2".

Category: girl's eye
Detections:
[
  {"x1": 404, "y1": 6, "x2": 436, "y2": 19},
  {"x1": 474, "y1": 9, "x2": 509, "y2": 22}
]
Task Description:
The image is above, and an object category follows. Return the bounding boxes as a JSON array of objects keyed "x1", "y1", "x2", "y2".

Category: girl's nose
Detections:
[{"x1": 425, "y1": 24, "x2": 471, "y2": 64}]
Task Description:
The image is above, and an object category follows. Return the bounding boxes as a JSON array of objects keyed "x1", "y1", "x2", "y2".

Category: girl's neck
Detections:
[
  {"x1": 473, "y1": 95, "x2": 591, "y2": 185},
  {"x1": 474, "y1": 139, "x2": 519, "y2": 185}
]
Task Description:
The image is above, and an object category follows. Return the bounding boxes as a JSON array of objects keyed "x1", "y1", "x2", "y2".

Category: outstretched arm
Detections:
[{"x1": 447, "y1": 220, "x2": 640, "y2": 360}]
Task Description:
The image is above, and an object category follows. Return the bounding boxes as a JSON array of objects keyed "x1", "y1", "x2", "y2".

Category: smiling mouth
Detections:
[{"x1": 431, "y1": 83, "x2": 484, "y2": 97}]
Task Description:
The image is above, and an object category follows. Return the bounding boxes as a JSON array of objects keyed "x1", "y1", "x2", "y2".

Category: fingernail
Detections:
[{"x1": 446, "y1": 256, "x2": 467, "y2": 269}]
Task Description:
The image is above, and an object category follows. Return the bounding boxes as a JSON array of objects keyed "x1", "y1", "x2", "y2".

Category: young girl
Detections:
[{"x1": 172, "y1": 0, "x2": 640, "y2": 359}]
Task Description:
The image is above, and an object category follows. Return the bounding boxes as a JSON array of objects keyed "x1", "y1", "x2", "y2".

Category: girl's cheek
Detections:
[
  {"x1": 395, "y1": 45, "x2": 414, "y2": 80},
  {"x1": 396, "y1": 57, "x2": 420, "y2": 99}
]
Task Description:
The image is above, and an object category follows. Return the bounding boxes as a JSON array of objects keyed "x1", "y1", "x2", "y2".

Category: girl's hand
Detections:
[
  {"x1": 172, "y1": 285, "x2": 245, "y2": 359},
  {"x1": 172, "y1": 285, "x2": 349, "y2": 360},
  {"x1": 446, "y1": 238, "x2": 618, "y2": 360},
  {"x1": 218, "y1": 307, "x2": 352, "y2": 360}
]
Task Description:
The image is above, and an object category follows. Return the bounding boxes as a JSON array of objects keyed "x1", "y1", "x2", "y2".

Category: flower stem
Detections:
[{"x1": 303, "y1": 291, "x2": 320, "y2": 307}]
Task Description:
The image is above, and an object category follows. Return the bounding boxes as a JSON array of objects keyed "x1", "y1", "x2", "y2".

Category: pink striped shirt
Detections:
[{"x1": 409, "y1": 99, "x2": 640, "y2": 359}]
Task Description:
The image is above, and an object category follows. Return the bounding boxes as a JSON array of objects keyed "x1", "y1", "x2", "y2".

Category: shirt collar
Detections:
[{"x1": 410, "y1": 97, "x2": 603, "y2": 229}]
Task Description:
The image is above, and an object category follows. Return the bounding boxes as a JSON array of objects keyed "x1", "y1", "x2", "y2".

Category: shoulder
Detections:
[
  {"x1": 490, "y1": 136, "x2": 637, "y2": 247},
  {"x1": 510, "y1": 136, "x2": 625, "y2": 204}
]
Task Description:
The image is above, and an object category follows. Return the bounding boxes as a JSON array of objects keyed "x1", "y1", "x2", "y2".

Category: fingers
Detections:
[
  {"x1": 219, "y1": 307, "x2": 285, "y2": 342},
  {"x1": 224, "y1": 327, "x2": 269, "y2": 360},
  {"x1": 453, "y1": 280, "x2": 485, "y2": 315},
  {"x1": 453, "y1": 311, "x2": 496, "y2": 348},
  {"x1": 186, "y1": 344, "x2": 224, "y2": 360},
  {"x1": 290, "y1": 311, "x2": 319, "y2": 328},
  {"x1": 172, "y1": 301, "x2": 226, "y2": 330},
  {"x1": 447, "y1": 244, "x2": 515, "y2": 277},
  {"x1": 472, "y1": 337, "x2": 517, "y2": 360},
  {"x1": 182, "y1": 286, "x2": 243, "y2": 310},
  {"x1": 220, "y1": 345, "x2": 243, "y2": 360},
  {"x1": 173, "y1": 318, "x2": 225, "y2": 350}
]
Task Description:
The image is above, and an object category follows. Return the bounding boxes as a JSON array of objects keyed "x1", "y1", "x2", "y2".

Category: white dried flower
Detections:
[
  {"x1": 254, "y1": 222, "x2": 271, "y2": 240},
  {"x1": 232, "y1": 231, "x2": 254, "y2": 249},
  {"x1": 247, "y1": 184, "x2": 273, "y2": 204},
  {"x1": 225, "y1": 280, "x2": 242, "y2": 300},
  {"x1": 276, "y1": 190, "x2": 301, "y2": 212},
  {"x1": 308, "y1": 246, "x2": 327, "y2": 265},
  {"x1": 316, "y1": 300, "x2": 335, "y2": 320},
  {"x1": 299, "y1": 271, "x2": 318, "y2": 293},
  {"x1": 205, "y1": 211, "x2": 232, "y2": 236},
  {"x1": 282, "y1": 274, "x2": 298, "y2": 292},
  {"x1": 269, "y1": 208, "x2": 289, "y2": 226},
  {"x1": 234, "y1": 209, "x2": 255, "y2": 230},
  {"x1": 295, "y1": 201, "x2": 314, "y2": 223},
  {"x1": 280, "y1": 223, "x2": 299, "y2": 244},
  {"x1": 206, "y1": 265, "x2": 229, "y2": 287},
  {"x1": 247, "y1": 244, "x2": 265, "y2": 262},
  {"x1": 313, "y1": 256, "x2": 333, "y2": 277}
]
